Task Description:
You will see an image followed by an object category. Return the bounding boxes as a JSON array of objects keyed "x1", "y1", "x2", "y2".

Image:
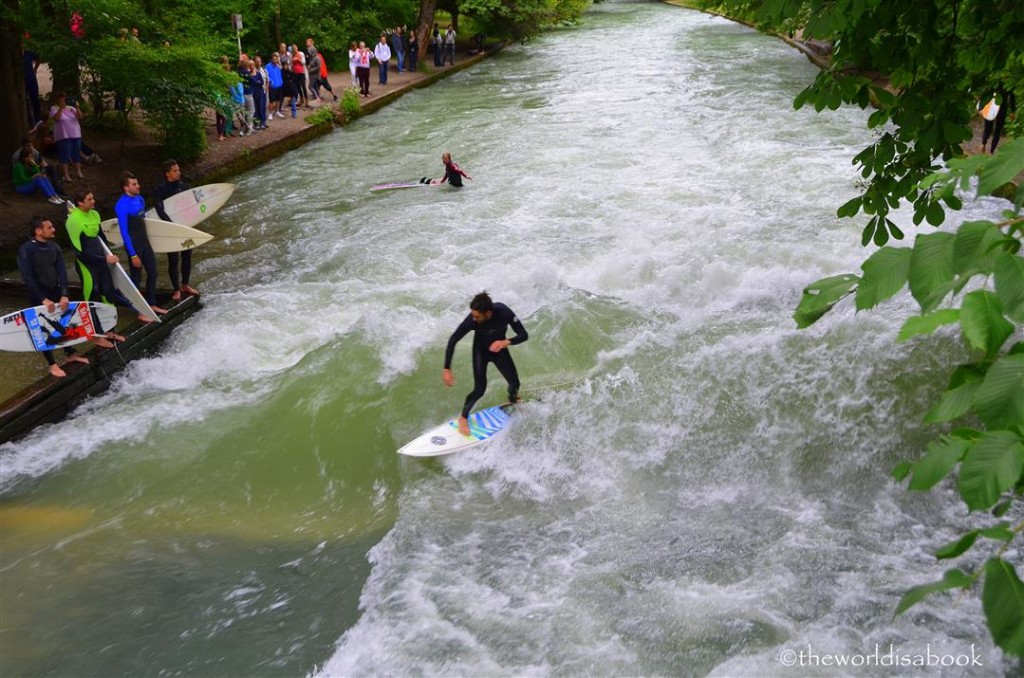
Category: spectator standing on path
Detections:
[
  {"x1": 374, "y1": 34, "x2": 392, "y2": 85},
  {"x1": 49, "y1": 91, "x2": 85, "y2": 184},
  {"x1": 12, "y1": 148, "x2": 63, "y2": 204},
  {"x1": 281, "y1": 59, "x2": 299, "y2": 117},
  {"x1": 305, "y1": 40, "x2": 322, "y2": 101},
  {"x1": 116, "y1": 172, "x2": 167, "y2": 321},
  {"x1": 407, "y1": 29, "x2": 419, "y2": 72},
  {"x1": 266, "y1": 52, "x2": 285, "y2": 118},
  {"x1": 432, "y1": 24, "x2": 443, "y2": 67},
  {"x1": 392, "y1": 27, "x2": 405, "y2": 73},
  {"x1": 348, "y1": 41, "x2": 359, "y2": 87},
  {"x1": 237, "y1": 58, "x2": 255, "y2": 135},
  {"x1": 154, "y1": 160, "x2": 199, "y2": 301},
  {"x1": 982, "y1": 90, "x2": 1017, "y2": 153},
  {"x1": 252, "y1": 57, "x2": 269, "y2": 129},
  {"x1": 444, "y1": 25, "x2": 456, "y2": 65},
  {"x1": 24, "y1": 43, "x2": 41, "y2": 126},
  {"x1": 292, "y1": 45, "x2": 311, "y2": 107},
  {"x1": 356, "y1": 41, "x2": 372, "y2": 97},
  {"x1": 17, "y1": 217, "x2": 93, "y2": 377}
]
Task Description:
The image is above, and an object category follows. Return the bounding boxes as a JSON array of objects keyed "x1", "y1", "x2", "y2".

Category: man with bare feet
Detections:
[
  {"x1": 17, "y1": 217, "x2": 95, "y2": 377},
  {"x1": 154, "y1": 160, "x2": 199, "y2": 301},
  {"x1": 115, "y1": 171, "x2": 168, "y2": 322},
  {"x1": 443, "y1": 291, "x2": 528, "y2": 436}
]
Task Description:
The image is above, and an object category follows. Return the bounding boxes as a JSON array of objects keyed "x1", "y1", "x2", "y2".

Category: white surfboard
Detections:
[
  {"x1": 144, "y1": 183, "x2": 236, "y2": 228},
  {"x1": 100, "y1": 240, "x2": 161, "y2": 322},
  {"x1": 99, "y1": 217, "x2": 214, "y2": 254},
  {"x1": 0, "y1": 301, "x2": 118, "y2": 352},
  {"x1": 398, "y1": 404, "x2": 515, "y2": 457}
]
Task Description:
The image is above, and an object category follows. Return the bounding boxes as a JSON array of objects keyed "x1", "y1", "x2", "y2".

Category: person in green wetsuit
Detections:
[{"x1": 65, "y1": 190, "x2": 127, "y2": 343}]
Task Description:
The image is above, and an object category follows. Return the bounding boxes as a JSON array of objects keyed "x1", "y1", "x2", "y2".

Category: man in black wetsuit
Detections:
[
  {"x1": 443, "y1": 291, "x2": 528, "y2": 436},
  {"x1": 16, "y1": 216, "x2": 92, "y2": 377},
  {"x1": 154, "y1": 160, "x2": 199, "y2": 300}
]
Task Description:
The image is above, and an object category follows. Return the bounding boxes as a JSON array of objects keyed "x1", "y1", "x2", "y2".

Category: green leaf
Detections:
[
  {"x1": 856, "y1": 246, "x2": 912, "y2": 311},
  {"x1": 793, "y1": 274, "x2": 859, "y2": 328},
  {"x1": 953, "y1": 221, "x2": 1004, "y2": 278},
  {"x1": 978, "y1": 138, "x2": 1024, "y2": 197},
  {"x1": 907, "y1": 436, "x2": 969, "y2": 491},
  {"x1": 892, "y1": 460, "x2": 912, "y2": 481},
  {"x1": 923, "y1": 363, "x2": 981, "y2": 422},
  {"x1": 994, "y1": 252, "x2": 1024, "y2": 323},
  {"x1": 837, "y1": 196, "x2": 862, "y2": 218},
  {"x1": 960, "y1": 290, "x2": 1014, "y2": 357},
  {"x1": 895, "y1": 568, "x2": 973, "y2": 616},
  {"x1": 898, "y1": 309, "x2": 960, "y2": 343},
  {"x1": 957, "y1": 431, "x2": 1024, "y2": 511},
  {"x1": 936, "y1": 532, "x2": 979, "y2": 560},
  {"x1": 936, "y1": 523, "x2": 1013, "y2": 560},
  {"x1": 973, "y1": 354, "x2": 1024, "y2": 429},
  {"x1": 925, "y1": 200, "x2": 945, "y2": 226},
  {"x1": 982, "y1": 558, "x2": 1024, "y2": 656},
  {"x1": 909, "y1": 232, "x2": 956, "y2": 312}
]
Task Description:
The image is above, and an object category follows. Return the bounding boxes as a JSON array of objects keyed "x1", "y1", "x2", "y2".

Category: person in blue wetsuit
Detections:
[
  {"x1": 115, "y1": 171, "x2": 167, "y2": 321},
  {"x1": 443, "y1": 291, "x2": 528, "y2": 436}
]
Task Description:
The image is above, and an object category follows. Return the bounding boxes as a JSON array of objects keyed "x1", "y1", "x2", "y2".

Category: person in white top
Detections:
[
  {"x1": 348, "y1": 41, "x2": 359, "y2": 87},
  {"x1": 374, "y1": 34, "x2": 391, "y2": 85}
]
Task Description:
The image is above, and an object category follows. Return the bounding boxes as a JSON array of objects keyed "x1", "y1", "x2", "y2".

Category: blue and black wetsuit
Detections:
[{"x1": 444, "y1": 302, "x2": 528, "y2": 418}]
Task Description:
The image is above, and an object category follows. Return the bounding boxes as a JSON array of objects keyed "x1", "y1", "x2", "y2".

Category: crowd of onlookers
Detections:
[{"x1": 14, "y1": 23, "x2": 479, "y2": 204}]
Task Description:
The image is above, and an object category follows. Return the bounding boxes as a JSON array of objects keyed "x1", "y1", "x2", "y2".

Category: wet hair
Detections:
[
  {"x1": 121, "y1": 171, "x2": 137, "y2": 188},
  {"x1": 163, "y1": 159, "x2": 179, "y2": 174},
  {"x1": 470, "y1": 292, "x2": 493, "y2": 313}
]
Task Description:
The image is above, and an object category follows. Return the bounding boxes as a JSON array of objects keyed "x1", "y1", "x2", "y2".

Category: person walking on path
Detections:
[
  {"x1": 443, "y1": 292, "x2": 528, "y2": 436},
  {"x1": 17, "y1": 216, "x2": 94, "y2": 377},
  {"x1": 115, "y1": 172, "x2": 167, "y2": 321},
  {"x1": 154, "y1": 160, "x2": 199, "y2": 301},
  {"x1": 374, "y1": 34, "x2": 392, "y2": 85}
]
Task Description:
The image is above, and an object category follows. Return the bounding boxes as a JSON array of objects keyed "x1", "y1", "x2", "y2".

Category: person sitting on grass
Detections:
[{"x1": 12, "y1": 148, "x2": 64, "y2": 204}]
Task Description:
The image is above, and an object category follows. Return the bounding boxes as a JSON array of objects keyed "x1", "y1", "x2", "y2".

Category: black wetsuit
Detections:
[
  {"x1": 16, "y1": 238, "x2": 77, "y2": 365},
  {"x1": 442, "y1": 160, "x2": 468, "y2": 187},
  {"x1": 155, "y1": 178, "x2": 192, "y2": 292},
  {"x1": 444, "y1": 303, "x2": 528, "y2": 418}
]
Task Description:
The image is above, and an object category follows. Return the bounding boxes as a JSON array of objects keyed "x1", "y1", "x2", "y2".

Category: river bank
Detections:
[
  {"x1": 0, "y1": 43, "x2": 500, "y2": 271},
  {"x1": 0, "y1": 43, "x2": 500, "y2": 408}
]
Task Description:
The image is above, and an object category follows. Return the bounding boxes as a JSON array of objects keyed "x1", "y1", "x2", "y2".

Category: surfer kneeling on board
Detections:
[
  {"x1": 428, "y1": 152, "x2": 472, "y2": 187},
  {"x1": 443, "y1": 291, "x2": 528, "y2": 436}
]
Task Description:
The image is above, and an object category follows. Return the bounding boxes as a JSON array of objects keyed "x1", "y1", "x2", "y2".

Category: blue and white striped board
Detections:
[{"x1": 398, "y1": 404, "x2": 514, "y2": 457}]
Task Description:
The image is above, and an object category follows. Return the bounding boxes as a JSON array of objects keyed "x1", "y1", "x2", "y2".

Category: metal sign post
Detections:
[{"x1": 231, "y1": 14, "x2": 243, "y2": 56}]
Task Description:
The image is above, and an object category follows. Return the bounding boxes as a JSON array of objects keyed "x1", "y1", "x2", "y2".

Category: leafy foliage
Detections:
[{"x1": 711, "y1": 0, "x2": 1024, "y2": 659}]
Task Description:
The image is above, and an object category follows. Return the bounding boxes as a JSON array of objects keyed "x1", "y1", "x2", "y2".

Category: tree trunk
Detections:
[
  {"x1": 415, "y1": 0, "x2": 438, "y2": 61},
  {"x1": 0, "y1": 18, "x2": 28, "y2": 165}
]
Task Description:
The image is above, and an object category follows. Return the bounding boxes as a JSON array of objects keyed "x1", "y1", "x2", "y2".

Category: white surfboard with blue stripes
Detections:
[{"x1": 398, "y1": 404, "x2": 515, "y2": 457}]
